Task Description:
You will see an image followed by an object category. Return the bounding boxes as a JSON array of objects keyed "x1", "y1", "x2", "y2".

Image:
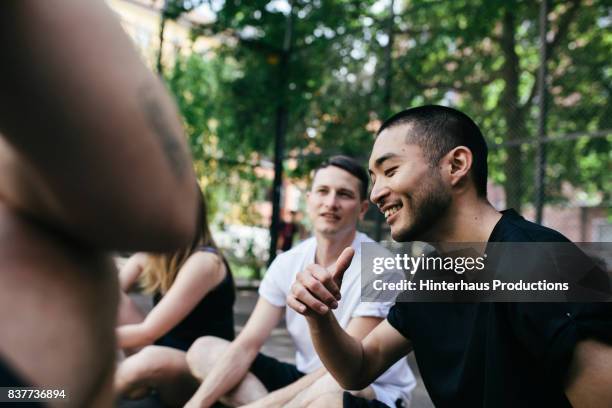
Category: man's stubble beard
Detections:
[
  {"x1": 317, "y1": 223, "x2": 348, "y2": 237},
  {"x1": 392, "y1": 171, "x2": 452, "y2": 243},
  {"x1": 315, "y1": 217, "x2": 357, "y2": 239}
]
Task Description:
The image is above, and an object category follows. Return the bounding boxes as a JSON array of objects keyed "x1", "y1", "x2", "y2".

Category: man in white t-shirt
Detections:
[{"x1": 185, "y1": 156, "x2": 415, "y2": 408}]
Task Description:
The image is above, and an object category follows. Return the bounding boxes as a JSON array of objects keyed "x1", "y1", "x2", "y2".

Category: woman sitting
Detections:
[{"x1": 114, "y1": 191, "x2": 234, "y2": 405}]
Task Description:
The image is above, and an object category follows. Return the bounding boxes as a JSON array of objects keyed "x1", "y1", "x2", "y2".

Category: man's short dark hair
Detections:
[
  {"x1": 377, "y1": 105, "x2": 488, "y2": 197},
  {"x1": 314, "y1": 155, "x2": 369, "y2": 200}
]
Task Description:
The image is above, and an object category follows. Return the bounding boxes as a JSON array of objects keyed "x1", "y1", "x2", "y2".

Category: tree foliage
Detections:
[
  {"x1": 163, "y1": 0, "x2": 610, "y2": 223},
  {"x1": 386, "y1": 0, "x2": 610, "y2": 209}
]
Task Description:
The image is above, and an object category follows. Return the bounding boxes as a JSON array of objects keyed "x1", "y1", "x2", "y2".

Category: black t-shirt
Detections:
[{"x1": 387, "y1": 209, "x2": 612, "y2": 408}]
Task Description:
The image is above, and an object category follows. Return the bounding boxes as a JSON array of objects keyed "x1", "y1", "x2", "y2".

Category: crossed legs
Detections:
[
  {"x1": 186, "y1": 336, "x2": 375, "y2": 408},
  {"x1": 186, "y1": 336, "x2": 268, "y2": 406},
  {"x1": 115, "y1": 345, "x2": 199, "y2": 407},
  {"x1": 115, "y1": 336, "x2": 268, "y2": 407}
]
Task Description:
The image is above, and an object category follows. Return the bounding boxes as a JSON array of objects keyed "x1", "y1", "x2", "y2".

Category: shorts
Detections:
[
  {"x1": 249, "y1": 353, "x2": 305, "y2": 391},
  {"x1": 154, "y1": 334, "x2": 192, "y2": 351}
]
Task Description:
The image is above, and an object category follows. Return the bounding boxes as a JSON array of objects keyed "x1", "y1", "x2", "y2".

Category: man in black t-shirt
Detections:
[{"x1": 286, "y1": 105, "x2": 612, "y2": 407}]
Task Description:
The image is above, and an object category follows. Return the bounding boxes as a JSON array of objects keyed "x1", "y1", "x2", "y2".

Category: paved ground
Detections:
[{"x1": 119, "y1": 290, "x2": 434, "y2": 407}]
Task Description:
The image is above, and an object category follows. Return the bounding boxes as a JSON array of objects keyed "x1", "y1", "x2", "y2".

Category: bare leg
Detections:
[
  {"x1": 305, "y1": 391, "x2": 344, "y2": 408},
  {"x1": 115, "y1": 345, "x2": 198, "y2": 407},
  {"x1": 287, "y1": 373, "x2": 375, "y2": 408},
  {"x1": 0, "y1": 204, "x2": 118, "y2": 408},
  {"x1": 186, "y1": 336, "x2": 268, "y2": 406}
]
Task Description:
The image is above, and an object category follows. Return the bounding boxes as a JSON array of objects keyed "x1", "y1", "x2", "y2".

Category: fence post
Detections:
[
  {"x1": 535, "y1": 0, "x2": 549, "y2": 224},
  {"x1": 268, "y1": 2, "x2": 294, "y2": 266}
]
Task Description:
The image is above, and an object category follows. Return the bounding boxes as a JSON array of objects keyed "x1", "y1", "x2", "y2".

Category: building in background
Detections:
[{"x1": 106, "y1": 0, "x2": 218, "y2": 69}]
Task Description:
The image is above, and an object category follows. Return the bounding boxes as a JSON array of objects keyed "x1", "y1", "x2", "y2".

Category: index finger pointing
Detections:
[{"x1": 330, "y1": 247, "x2": 355, "y2": 286}]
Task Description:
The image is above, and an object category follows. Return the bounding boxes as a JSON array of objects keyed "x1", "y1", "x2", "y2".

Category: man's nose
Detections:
[
  {"x1": 323, "y1": 192, "x2": 339, "y2": 207},
  {"x1": 370, "y1": 181, "x2": 389, "y2": 206}
]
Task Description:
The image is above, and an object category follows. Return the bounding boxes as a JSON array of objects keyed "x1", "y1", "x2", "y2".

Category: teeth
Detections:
[{"x1": 384, "y1": 205, "x2": 401, "y2": 218}]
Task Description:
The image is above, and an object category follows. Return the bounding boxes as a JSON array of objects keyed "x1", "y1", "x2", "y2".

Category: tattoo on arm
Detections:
[{"x1": 138, "y1": 85, "x2": 188, "y2": 179}]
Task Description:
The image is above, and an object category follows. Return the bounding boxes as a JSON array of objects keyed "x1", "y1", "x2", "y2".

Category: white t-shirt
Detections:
[{"x1": 259, "y1": 232, "x2": 416, "y2": 406}]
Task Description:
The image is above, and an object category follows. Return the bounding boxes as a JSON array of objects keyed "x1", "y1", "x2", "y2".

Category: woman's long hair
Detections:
[{"x1": 140, "y1": 187, "x2": 219, "y2": 294}]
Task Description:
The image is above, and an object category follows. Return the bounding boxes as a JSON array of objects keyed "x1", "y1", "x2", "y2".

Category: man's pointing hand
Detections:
[{"x1": 287, "y1": 247, "x2": 355, "y2": 316}]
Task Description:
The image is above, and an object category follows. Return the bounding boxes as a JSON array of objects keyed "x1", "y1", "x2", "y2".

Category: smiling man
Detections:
[
  {"x1": 184, "y1": 156, "x2": 415, "y2": 408},
  {"x1": 288, "y1": 105, "x2": 612, "y2": 408}
]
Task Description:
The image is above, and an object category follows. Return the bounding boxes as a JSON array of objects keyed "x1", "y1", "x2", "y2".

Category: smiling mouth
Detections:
[{"x1": 383, "y1": 204, "x2": 403, "y2": 220}]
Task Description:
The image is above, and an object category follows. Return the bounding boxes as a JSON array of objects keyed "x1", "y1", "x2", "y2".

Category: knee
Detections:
[
  {"x1": 186, "y1": 336, "x2": 223, "y2": 365},
  {"x1": 116, "y1": 346, "x2": 163, "y2": 382},
  {"x1": 186, "y1": 336, "x2": 229, "y2": 378},
  {"x1": 138, "y1": 345, "x2": 165, "y2": 362}
]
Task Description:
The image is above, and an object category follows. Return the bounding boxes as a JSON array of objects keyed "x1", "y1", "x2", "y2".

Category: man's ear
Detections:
[
  {"x1": 358, "y1": 199, "x2": 369, "y2": 220},
  {"x1": 444, "y1": 146, "x2": 472, "y2": 188}
]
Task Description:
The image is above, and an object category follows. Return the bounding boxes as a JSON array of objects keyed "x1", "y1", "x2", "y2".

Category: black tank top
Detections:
[{"x1": 153, "y1": 246, "x2": 235, "y2": 350}]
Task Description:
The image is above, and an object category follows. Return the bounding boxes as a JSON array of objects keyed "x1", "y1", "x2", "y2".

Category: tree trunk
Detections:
[
  {"x1": 156, "y1": 4, "x2": 168, "y2": 75},
  {"x1": 500, "y1": 7, "x2": 524, "y2": 212}
]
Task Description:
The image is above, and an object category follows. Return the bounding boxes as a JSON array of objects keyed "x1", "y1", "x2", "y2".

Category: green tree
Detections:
[
  {"x1": 166, "y1": 52, "x2": 270, "y2": 225},
  {"x1": 162, "y1": 0, "x2": 610, "y2": 222},
  {"x1": 165, "y1": 1, "x2": 386, "y2": 234},
  {"x1": 387, "y1": 0, "x2": 610, "y2": 210}
]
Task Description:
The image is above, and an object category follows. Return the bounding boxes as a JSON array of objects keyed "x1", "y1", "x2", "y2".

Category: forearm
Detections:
[
  {"x1": 306, "y1": 313, "x2": 366, "y2": 390},
  {"x1": 565, "y1": 339, "x2": 612, "y2": 407},
  {"x1": 116, "y1": 323, "x2": 154, "y2": 349},
  {"x1": 188, "y1": 343, "x2": 260, "y2": 408},
  {"x1": 0, "y1": 1, "x2": 197, "y2": 251},
  {"x1": 117, "y1": 304, "x2": 186, "y2": 349}
]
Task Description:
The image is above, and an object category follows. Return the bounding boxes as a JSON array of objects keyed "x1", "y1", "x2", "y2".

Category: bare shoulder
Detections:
[{"x1": 181, "y1": 250, "x2": 227, "y2": 285}]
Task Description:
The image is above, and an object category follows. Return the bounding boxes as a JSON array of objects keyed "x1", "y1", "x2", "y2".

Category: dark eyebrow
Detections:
[{"x1": 337, "y1": 188, "x2": 355, "y2": 196}]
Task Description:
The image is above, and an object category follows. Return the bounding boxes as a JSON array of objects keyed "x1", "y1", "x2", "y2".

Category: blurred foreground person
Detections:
[
  {"x1": 185, "y1": 156, "x2": 415, "y2": 408},
  {"x1": 0, "y1": 1, "x2": 198, "y2": 406},
  {"x1": 115, "y1": 190, "x2": 235, "y2": 406}
]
